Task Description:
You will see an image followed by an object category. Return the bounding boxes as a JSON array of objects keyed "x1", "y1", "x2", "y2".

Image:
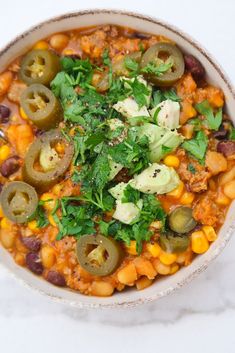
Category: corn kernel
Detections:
[
  {"x1": 1, "y1": 217, "x2": 12, "y2": 229},
  {"x1": 19, "y1": 106, "x2": 28, "y2": 120},
  {"x1": 159, "y1": 251, "x2": 177, "y2": 265},
  {"x1": 170, "y1": 263, "x2": 179, "y2": 274},
  {"x1": 34, "y1": 40, "x2": 49, "y2": 50},
  {"x1": 146, "y1": 242, "x2": 161, "y2": 258},
  {"x1": 180, "y1": 192, "x2": 195, "y2": 205},
  {"x1": 167, "y1": 180, "x2": 184, "y2": 198},
  {"x1": 163, "y1": 155, "x2": 180, "y2": 168},
  {"x1": 40, "y1": 193, "x2": 56, "y2": 211},
  {"x1": 191, "y1": 231, "x2": 209, "y2": 254},
  {"x1": 0, "y1": 145, "x2": 10, "y2": 161},
  {"x1": 62, "y1": 48, "x2": 74, "y2": 56},
  {"x1": 202, "y1": 226, "x2": 217, "y2": 242},
  {"x1": 0, "y1": 206, "x2": 4, "y2": 218},
  {"x1": 27, "y1": 220, "x2": 39, "y2": 233},
  {"x1": 52, "y1": 183, "x2": 63, "y2": 196},
  {"x1": 48, "y1": 214, "x2": 57, "y2": 227},
  {"x1": 125, "y1": 240, "x2": 137, "y2": 255}
]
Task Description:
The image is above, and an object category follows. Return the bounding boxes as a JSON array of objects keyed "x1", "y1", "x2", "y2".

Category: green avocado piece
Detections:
[
  {"x1": 130, "y1": 163, "x2": 180, "y2": 194},
  {"x1": 138, "y1": 123, "x2": 184, "y2": 162}
]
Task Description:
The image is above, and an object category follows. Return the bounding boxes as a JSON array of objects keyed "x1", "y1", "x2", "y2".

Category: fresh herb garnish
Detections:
[
  {"x1": 188, "y1": 163, "x2": 196, "y2": 174},
  {"x1": 141, "y1": 60, "x2": 173, "y2": 76},
  {"x1": 182, "y1": 131, "x2": 208, "y2": 162},
  {"x1": 195, "y1": 100, "x2": 222, "y2": 131}
]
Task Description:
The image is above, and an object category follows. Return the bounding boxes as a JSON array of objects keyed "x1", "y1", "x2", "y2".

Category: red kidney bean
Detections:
[
  {"x1": 21, "y1": 237, "x2": 41, "y2": 252},
  {"x1": 114, "y1": 168, "x2": 132, "y2": 183},
  {"x1": 217, "y1": 141, "x2": 235, "y2": 156},
  {"x1": 213, "y1": 129, "x2": 228, "y2": 140},
  {"x1": 0, "y1": 156, "x2": 20, "y2": 177},
  {"x1": 26, "y1": 252, "x2": 43, "y2": 275},
  {"x1": 46, "y1": 271, "x2": 66, "y2": 287},
  {"x1": 0, "y1": 105, "x2": 10, "y2": 123},
  {"x1": 184, "y1": 54, "x2": 205, "y2": 80}
]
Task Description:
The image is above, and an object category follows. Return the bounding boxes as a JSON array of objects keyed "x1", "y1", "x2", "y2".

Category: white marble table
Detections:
[{"x1": 1, "y1": 1, "x2": 235, "y2": 352}]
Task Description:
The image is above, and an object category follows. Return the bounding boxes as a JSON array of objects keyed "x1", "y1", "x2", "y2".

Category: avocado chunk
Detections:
[
  {"x1": 130, "y1": 163, "x2": 180, "y2": 194},
  {"x1": 108, "y1": 156, "x2": 123, "y2": 181},
  {"x1": 112, "y1": 199, "x2": 143, "y2": 224},
  {"x1": 150, "y1": 99, "x2": 180, "y2": 129},
  {"x1": 138, "y1": 123, "x2": 183, "y2": 162},
  {"x1": 108, "y1": 182, "x2": 128, "y2": 199}
]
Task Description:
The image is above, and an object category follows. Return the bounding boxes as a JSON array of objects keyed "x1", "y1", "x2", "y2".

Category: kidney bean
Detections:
[
  {"x1": 21, "y1": 237, "x2": 41, "y2": 252},
  {"x1": 114, "y1": 168, "x2": 132, "y2": 183},
  {"x1": 213, "y1": 129, "x2": 228, "y2": 140},
  {"x1": 0, "y1": 156, "x2": 20, "y2": 177},
  {"x1": 217, "y1": 141, "x2": 235, "y2": 156},
  {"x1": 184, "y1": 54, "x2": 205, "y2": 80},
  {"x1": 26, "y1": 252, "x2": 43, "y2": 275},
  {"x1": 0, "y1": 105, "x2": 10, "y2": 123},
  {"x1": 132, "y1": 32, "x2": 151, "y2": 39},
  {"x1": 46, "y1": 270, "x2": 66, "y2": 287}
]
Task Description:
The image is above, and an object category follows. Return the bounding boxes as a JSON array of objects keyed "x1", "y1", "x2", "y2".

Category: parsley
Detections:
[
  {"x1": 151, "y1": 88, "x2": 181, "y2": 108},
  {"x1": 108, "y1": 128, "x2": 150, "y2": 174},
  {"x1": 230, "y1": 127, "x2": 235, "y2": 140},
  {"x1": 102, "y1": 49, "x2": 113, "y2": 87},
  {"x1": 121, "y1": 185, "x2": 140, "y2": 204},
  {"x1": 33, "y1": 202, "x2": 49, "y2": 228},
  {"x1": 182, "y1": 131, "x2": 208, "y2": 162},
  {"x1": 188, "y1": 163, "x2": 196, "y2": 174},
  {"x1": 124, "y1": 57, "x2": 139, "y2": 75},
  {"x1": 125, "y1": 78, "x2": 150, "y2": 107},
  {"x1": 141, "y1": 60, "x2": 173, "y2": 76},
  {"x1": 195, "y1": 100, "x2": 222, "y2": 131}
]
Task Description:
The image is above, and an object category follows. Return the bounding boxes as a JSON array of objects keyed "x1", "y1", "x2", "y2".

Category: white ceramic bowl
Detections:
[{"x1": 0, "y1": 9, "x2": 235, "y2": 308}]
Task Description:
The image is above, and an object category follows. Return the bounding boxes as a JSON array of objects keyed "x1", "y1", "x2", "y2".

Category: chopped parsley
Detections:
[
  {"x1": 195, "y1": 100, "x2": 222, "y2": 131},
  {"x1": 141, "y1": 60, "x2": 173, "y2": 76},
  {"x1": 182, "y1": 131, "x2": 208, "y2": 162}
]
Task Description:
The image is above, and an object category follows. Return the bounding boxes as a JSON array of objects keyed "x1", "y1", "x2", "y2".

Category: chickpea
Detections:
[
  {"x1": 14, "y1": 252, "x2": 25, "y2": 266},
  {"x1": 50, "y1": 34, "x2": 69, "y2": 51},
  {"x1": 0, "y1": 229, "x2": 16, "y2": 249},
  {"x1": 223, "y1": 180, "x2": 235, "y2": 199},
  {"x1": 41, "y1": 245, "x2": 56, "y2": 268},
  {"x1": 0, "y1": 71, "x2": 13, "y2": 96},
  {"x1": 90, "y1": 281, "x2": 114, "y2": 297}
]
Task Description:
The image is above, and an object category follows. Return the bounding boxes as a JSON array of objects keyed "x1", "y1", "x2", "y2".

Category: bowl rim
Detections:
[{"x1": 0, "y1": 8, "x2": 234, "y2": 309}]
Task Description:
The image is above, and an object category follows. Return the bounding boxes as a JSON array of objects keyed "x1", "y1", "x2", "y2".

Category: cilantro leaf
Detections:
[
  {"x1": 124, "y1": 57, "x2": 139, "y2": 75},
  {"x1": 141, "y1": 60, "x2": 173, "y2": 76},
  {"x1": 195, "y1": 100, "x2": 222, "y2": 131},
  {"x1": 182, "y1": 131, "x2": 208, "y2": 161},
  {"x1": 163, "y1": 88, "x2": 181, "y2": 102},
  {"x1": 121, "y1": 185, "x2": 140, "y2": 204},
  {"x1": 188, "y1": 164, "x2": 196, "y2": 174},
  {"x1": 126, "y1": 78, "x2": 150, "y2": 107}
]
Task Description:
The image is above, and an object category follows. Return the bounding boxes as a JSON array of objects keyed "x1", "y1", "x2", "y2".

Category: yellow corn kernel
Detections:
[
  {"x1": 55, "y1": 142, "x2": 65, "y2": 154},
  {"x1": 202, "y1": 226, "x2": 217, "y2": 242},
  {"x1": 163, "y1": 155, "x2": 180, "y2": 168},
  {"x1": 0, "y1": 145, "x2": 10, "y2": 161},
  {"x1": 19, "y1": 106, "x2": 28, "y2": 120},
  {"x1": 167, "y1": 180, "x2": 184, "y2": 198},
  {"x1": 40, "y1": 193, "x2": 56, "y2": 211},
  {"x1": 41, "y1": 245, "x2": 56, "y2": 268},
  {"x1": 48, "y1": 214, "x2": 57, "y2": 227},
  {"x1": 146, "y1": 242, "x2": 161, "y2": 258},
  {"x1": 34, "y1": 40, "x2": 49, "y2": 50},
  {"x1": 159, "y1": 251, "x2": 177, "y2": 265},
  {"x1": 62, "y1": 48, "x2": 74, "y2": 56},
  {"x1": 0, "y1": 206, "x2": 4, "y2": 218},
  {"x1": 191, "y1": 231, "x2": 209, "y2": 254},
  {"x1": 27, "y1": 220, "x2": 40, "y2": 233},
  {"x1": 136, "y1": 277, "x2": 153, "y2": 290},
  {"x1": 1, "y1": 217, "x2": 12, "y2": 229},
  {"x1": 125, "y1": 240, "x2": 137, "y2": 255},
  {"x1": 170, "y1": 263, "x2": 179, "y2": 274},
  {"x1": 180, "y1": 191, "x2": 195, "y2": 205}
]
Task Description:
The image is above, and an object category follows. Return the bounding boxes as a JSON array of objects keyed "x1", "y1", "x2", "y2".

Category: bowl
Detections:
[{"x1": 0, "y1": 9, "x2": 235, "y2": 308}]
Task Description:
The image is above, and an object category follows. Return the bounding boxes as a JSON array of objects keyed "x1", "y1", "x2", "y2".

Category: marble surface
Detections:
[{"x1": 1, "y1": 0, "x2": 235, "y2": 352}]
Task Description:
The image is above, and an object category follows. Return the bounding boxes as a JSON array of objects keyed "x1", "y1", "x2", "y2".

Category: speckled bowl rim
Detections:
[{"x1": 0, "y1": 9, "x2": 235, "y2": 309}]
